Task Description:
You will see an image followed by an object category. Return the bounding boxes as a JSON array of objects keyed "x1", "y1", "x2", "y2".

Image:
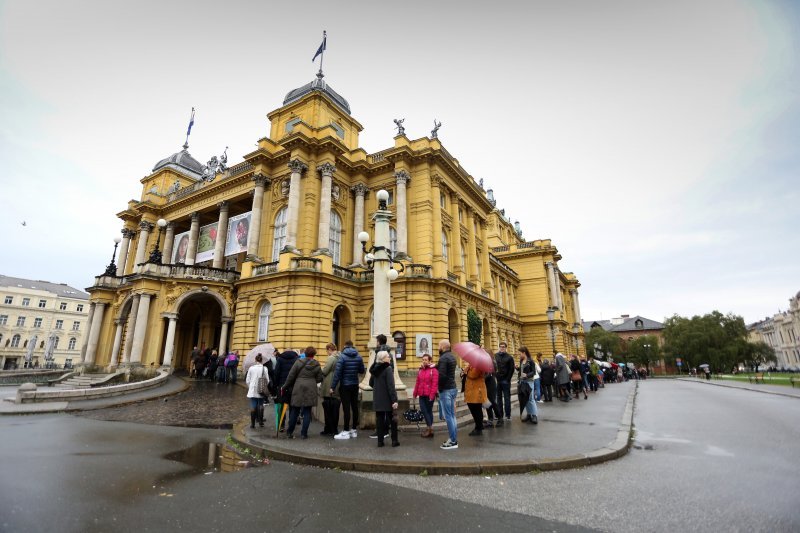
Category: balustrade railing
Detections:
[
  {"x1": 405, "y1": 264, "x2": 432, "y2": 278},
  {"x1": 291, "y1": 257, "x2": 321, "y2": 271},
  {"x1": 252, "y1": 262, "x2": 278, "y2": 276},
  {"x1": 447, "y1": 271, "x2": 458, "y2": 283}
]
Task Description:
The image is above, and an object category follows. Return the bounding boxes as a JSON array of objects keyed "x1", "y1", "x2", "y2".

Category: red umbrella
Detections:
[{"x1": 452, "y1": 342, "x2": 494, "y2": 373}]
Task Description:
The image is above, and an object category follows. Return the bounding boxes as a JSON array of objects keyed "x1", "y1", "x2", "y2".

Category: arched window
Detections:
[
  {"x1": 68, "y1": 337, "x2": 77, "y2": 350},
  {"x1": 23, "y1": 340, "x2": 28, "y2": 348},
  {"x1": 389, "y1": 227, "x2": 397, "y2": 256},
  {"x1": 257, "y1": 302, "x2": 271, "y2": 342},
  {"x1": 329, "y1": 210, "x2": 342, "y2": 265},
  {"x1": 11, "y1": 334, "x2": 21, "y2": 348},
  {"x1": 441, "y1": 230, "x2": 449, "y2": 264},
  {"x1": 369, "y1": 308, "x2": 375, "y2": 338},
  {"x1": 272, "y1": 207, "x2": 288, "y2": 261}
]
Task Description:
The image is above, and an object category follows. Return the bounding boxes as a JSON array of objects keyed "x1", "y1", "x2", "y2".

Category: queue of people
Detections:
[{"x1": 191, "y1": 345, "x2": 240, "y2": 384}]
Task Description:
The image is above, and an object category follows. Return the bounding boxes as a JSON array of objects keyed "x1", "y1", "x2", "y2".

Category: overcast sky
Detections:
[{"x1": 1, "y1": 0, "x2": 797, "y2": 324}]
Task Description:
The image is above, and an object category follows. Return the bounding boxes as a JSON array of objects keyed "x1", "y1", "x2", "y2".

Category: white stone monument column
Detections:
[
  {"x1": 116, "y1": 229, "x2": 134, "y2": 276},
  {"x1": 351, "y1": 183, "x2": 368, "y2": 265},
  {"x1": 394, "y1": 170, "x2": 410, "y2": 258},
  {"x1": 121, "y1": 295, "x2": 140, "y2": 364},
  {"x1": 133, "y1": 221, "x2": 153, "y2": 269},
  {"x1": 162, "y1": 223, "x2": 175, "y2": 264},
  {"x1": 218, "y1": 318, "x2": 232, "y2": 356},
  {"x1": 247, "y1": 174, "x2": 270, "y2": 257},
  {"x1": 84, "y1": 302, "x2": 106, "y2": 365},
  {"x1": 109, "y1": 319, "x2": 124, "y2": 367},
  {"x1": 212, "y1": 201, "x2": 230, "y2": 269},
  {"x1": 80, "y1": 303, "x2": 96, "y2": 361},
  {"x1": 285, "y1": 159, "x2": 307, "y2": 249},
  {"x1": 186, "y1": 212, "x2": 200, "y2": 265},
  {"x1": 129, "y1": 294, "x2": 152, "y2": 365},
  {"x1": 162, "y1": 313, "x2": 178, "y2": 367},
  {"x1": 316, "y1": 162, "x2": 336, "y2": 251}
]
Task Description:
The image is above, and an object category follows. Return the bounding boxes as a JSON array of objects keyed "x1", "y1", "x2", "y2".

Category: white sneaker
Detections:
[
  {"x1": 440, "y1": 440, "x2": 458, "y2": 450},
  {"x1": 349, "y1": 429, "x2": 358, "y2": 438},
  {"x1": 334, "y1": 431, "x2": 351, "y2": 440}
]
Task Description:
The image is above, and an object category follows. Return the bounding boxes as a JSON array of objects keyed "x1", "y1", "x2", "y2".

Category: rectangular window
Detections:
[
  {"x1": 55, "y1": 319, "x2": 64, "y2": 329},
  {"x1": 39, "y1": 299, "x2": 47, "y2": 308},
  {"x1": 77, "y1": 304, "x2": 84, "y2": 312},
  {"x1": 16, "y1": 316, "x2": 26, "y2": 327},
  {"x1": 3, "y1": 296, "x2": 11, "y2": 305},
  {"x1": 72, "y1": 321, "x2": 80, "y2": 331},
  {"x1": 34, "y1": 318, "x2": 43, "y2": 328},
  {"x1": 0, "y1": 315, "x2": 7, "y2": 325},
  {"x1": 22, "y1": 298, "x2": 30, "y2": 307},
  {"x1": 458, "y1": 208, "x2": 463, "y2": 223},
  {"x1": 60, "y1": 302, "x2": 68, "y2": 311},
  {"x1": 440, "y1": 193, "x2": 446, "y2": 209}
]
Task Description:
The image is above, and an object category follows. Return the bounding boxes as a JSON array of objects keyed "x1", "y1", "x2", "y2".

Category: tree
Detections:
[
  {"x1": 662, "y1": 311, "x2": 752, "y2": 373},
  {"x1": 585, "y1": 327, "x2": 620, "y2": 361},
  {"x1": 467, "y1": 308, "x2": 482, "y2": 345},
  {"x1": 627, "y1": 335, "x2": 661, "y2": 371},
  {"x1": 741, "y1": 341, "x2": 777, "y2": 372}
]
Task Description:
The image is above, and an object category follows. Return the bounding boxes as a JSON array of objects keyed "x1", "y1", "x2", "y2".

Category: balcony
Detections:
[
  {"x1": 447, "y1": 271, "x2": 458, "y2": 283},
  {"x1": 252, "y1": 262, "x2": 278, "y2": 276}
]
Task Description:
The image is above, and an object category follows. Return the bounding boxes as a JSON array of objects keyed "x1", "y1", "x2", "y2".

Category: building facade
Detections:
[
  {"x1": 748, "y1": 291, "x2": 800, "y2": 370},
  {"x1": 83, "y1": 73, "x2": 585, "y2": 372},
  {"x1": 0, "y1": 275, "x2": 89, "y2": 369}
]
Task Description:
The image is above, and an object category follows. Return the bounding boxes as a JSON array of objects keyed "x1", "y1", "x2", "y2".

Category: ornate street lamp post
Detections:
[
  {"x1": 104, "y1": 236, "x2": 123, "y2": 276},
  {"x1": 358, "y1": 189, "x2": 406, "y2": 394},
  {"x1": 148, "y1": 218, "x2": 168, "y2": 264},
  {"x1": 572, "y1": 323, "x2": 580, "y2": 356},
  {"x1": 546, "y1": 306, "x2": 556, "y2": 356}
]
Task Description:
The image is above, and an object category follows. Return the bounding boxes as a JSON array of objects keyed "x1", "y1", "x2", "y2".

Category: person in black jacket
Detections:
[
  {"x1": 437, "y1": 339, "x2": 459, "y2": 450},
  {"x1": 539, "y1": 359, "x2": 555, "y2": 402},
  {"x1": 331, "y1": 341, "x2": 366, "y2": 439},
  {"x1": 483, "y1": 357, "x2": 500, "y2": 427},
  {"x1": 370, "y1": 351, "x2": 399, "y2": 448},
  {"x1": 274, "y1": 349, "x2": 299, "y2": 431},
  {"x1": 494, "y1": 342, "x2": 515, "y2": 422}
]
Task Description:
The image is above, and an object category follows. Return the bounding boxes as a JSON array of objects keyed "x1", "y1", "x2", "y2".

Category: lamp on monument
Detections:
[
  {"x1": 104, "y1": 236, "x2": 123, "y2": 276},
  {"x1": 148, "y1": 218, "x2": 168, "y2": 264}
]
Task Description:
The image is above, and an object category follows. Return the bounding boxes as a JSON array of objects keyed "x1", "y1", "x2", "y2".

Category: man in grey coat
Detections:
[{"x1": 555, "y1": 352, "x2": 572, "y2": 402}]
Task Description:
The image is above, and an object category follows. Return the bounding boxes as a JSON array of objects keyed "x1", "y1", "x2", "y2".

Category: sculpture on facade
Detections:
[
  {"x1": 202, "y1": 147, "x2": 229, "y2": 182},
  {"x1": 393, "y1": 118, "x2": 405, "y2": 136},
  {"x1": 431, "y1": 119, "x2": 442, "y2": 138}
]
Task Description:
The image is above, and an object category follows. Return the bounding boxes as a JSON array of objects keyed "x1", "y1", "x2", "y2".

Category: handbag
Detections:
[
  {"x1": 571, "y1": 370, "x2": 581, "y2": 382},
  {"x1": 482, "y1": 399, "x2": 493, "y2": 409},
  {"x1": 403, "y1": 400, "x2": 425, "y2": 424},
  {"x1": 257, "y1": 366, "x2": 269, "y2": 396}
]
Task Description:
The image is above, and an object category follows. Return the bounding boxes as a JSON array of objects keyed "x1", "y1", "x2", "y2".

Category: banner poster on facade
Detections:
[
  {"x1": 225, "y1": 211, "x2": 252, "y2": 257},
  {"x1": 196, "y1": 222, "x2": 218, "y2": 263},
  {"x1": 415, "y1": 334, "x2": 432, "y2": 357},
  {"x1": 172, "y1": 230, "x2": 191, "y2": 264}
]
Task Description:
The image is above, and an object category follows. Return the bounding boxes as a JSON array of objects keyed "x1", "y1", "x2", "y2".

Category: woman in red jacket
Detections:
[{"x1": 412, "y1": 354, "x2": 439, "y2": 438}]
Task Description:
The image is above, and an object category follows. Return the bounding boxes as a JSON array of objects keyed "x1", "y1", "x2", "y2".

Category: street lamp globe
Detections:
[
  {"x1": 386, "y1": 268, "x2": 399, "y2": 281},
  {"x1": 546, "y1": 307, "x2": 555, "y2": 322},
  {"x1": 157, "y1": 218, "x2": 167, "y2": 229},
  {"x1": 376, "y1": 189, "x2": 390, "y2": 204},
  {"x1": 358, "y1": 231, "x2": 370, "y2": 244},
  {"x1": 365, "y1": 252, "x2": 375, "y2": 263},
  {"x1": 113, "y1": 236, "x2": 122, "y2": 244}
]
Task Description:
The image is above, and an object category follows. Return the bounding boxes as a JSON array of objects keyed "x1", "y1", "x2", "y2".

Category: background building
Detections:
[
  {"x1": 748, "y1": 291, "x2": 800, "y2": 370},
  {"x1": 83, "y1": 71, "x2": 585, "y2": 371},
  {"x1": 0, "y1": 275, "x2": 89, "y2": 369}
]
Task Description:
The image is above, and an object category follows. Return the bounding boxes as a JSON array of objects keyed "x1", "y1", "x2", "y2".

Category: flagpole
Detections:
[
  {"x1": 184, "y1": 107, "x2": 195, "y2": 150},
  {"x1": 318, "y1": 30, "x2": 326, "y2": 78}
]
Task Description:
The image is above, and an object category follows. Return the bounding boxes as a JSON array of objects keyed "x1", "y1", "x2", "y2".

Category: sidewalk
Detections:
[
  {"x1": 235, "y1": 380, "x2": 637, "y2": 475},
  {"x1": 677, "y1": 377, "x2": 800, "y2": 399}
]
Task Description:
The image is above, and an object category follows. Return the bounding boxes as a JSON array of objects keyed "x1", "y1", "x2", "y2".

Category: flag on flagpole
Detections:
[
  {"x1": 186, "y1": 107, "x2": 195, "y2": 137},
  {"x1": 312, "y1": 32, "x2": 326, "y2": 62}
]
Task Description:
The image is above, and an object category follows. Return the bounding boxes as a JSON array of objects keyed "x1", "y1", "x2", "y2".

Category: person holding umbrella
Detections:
[{"x1": 463, "y1": 362, "x2": 488, "y2": 436}]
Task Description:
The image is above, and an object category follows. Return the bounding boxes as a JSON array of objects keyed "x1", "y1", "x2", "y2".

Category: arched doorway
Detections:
[
  {"x1": 332, "y1": 305, "x2": 354, "y2": 348},
  {"x1": 173, "y1": 292, "x2": 226, "y2": 371},
  {"x1": 448, "y1": 308, "x2": 460, "y2": 344}
]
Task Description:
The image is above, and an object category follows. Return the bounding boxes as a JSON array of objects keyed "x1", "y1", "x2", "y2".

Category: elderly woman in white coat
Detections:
[{"x1": 245, "y1": 354, "x2": 269, "y2": 428}]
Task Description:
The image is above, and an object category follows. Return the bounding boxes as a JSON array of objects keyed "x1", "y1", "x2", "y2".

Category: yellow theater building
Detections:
[{"x1": 82, "y1": 71, "x2": 585, "y2": 373}]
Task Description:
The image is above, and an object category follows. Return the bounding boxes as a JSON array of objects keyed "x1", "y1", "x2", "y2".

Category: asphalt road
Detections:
[{"x1": 351, "y1": 379, "x2": 800, "y2": 532}]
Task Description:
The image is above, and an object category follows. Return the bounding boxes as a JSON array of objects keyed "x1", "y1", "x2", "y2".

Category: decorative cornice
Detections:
[
  {"x1": 394, "y1": 169, "x2": 411, "y2": 185},
  {"x1": 288, "y1": 159, "x2": 308, "y2": 174},
  {"x1": 317, "y1": 162, "x2": 336, "y2": 178}
]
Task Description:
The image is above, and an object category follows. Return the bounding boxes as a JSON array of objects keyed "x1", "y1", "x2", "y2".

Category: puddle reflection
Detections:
[{"x1": 162, "y1": 441, "x2": 263, "y2": 481}]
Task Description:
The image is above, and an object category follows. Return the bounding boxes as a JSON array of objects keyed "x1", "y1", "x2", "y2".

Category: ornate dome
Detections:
[
  {"x1": 152, "y1": 148, "x2": 204, "y2": 179},
  {"x1": 283, "y1": 75, "x2": 351, "y2": 115}
]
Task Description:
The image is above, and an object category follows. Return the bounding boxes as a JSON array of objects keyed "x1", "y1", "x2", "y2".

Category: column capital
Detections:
[
  {"x1": 288, "y1": 159, "x2": 308, "y2": 174},
  {"x1": 316, "y1": 162, "x2": 336, "y2": 178},
  {"x1": 121, "y1": 228, "x2": 137, "y2": 239},
  {"x1": 165, "y1": 221, "x2": 174, "y2": 230},
  {"x1": 138, "y1": 221, "x2": 153, "y2": 232},
  {"x1": 252, "y1": 173, "x2": 271, "y2": 187},
  {"x1": 430, "y1": 173, "x2": 443, "y2": 187},
  {"x1": 394, "y1": 169, "x2": 411, "y2": 185},
  {"x1": 191, "y1": 211, "x2": 200, "y2": 222},
  {"x1": 161, "y1": 312, "x2": 179, "y2": 320},
  {"x1": 351, "y1": 183, "x2": 369, "y2": 197},
  {"x1": 217, "y1": 200, "x2": 229, "y2": 211}
]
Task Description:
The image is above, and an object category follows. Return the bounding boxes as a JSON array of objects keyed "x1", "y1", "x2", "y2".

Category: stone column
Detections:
[
  {"x1": 546, "y1": 262, "x2": 559, "y2": 309},
  {"x1": 129, "y1": 294, "x2": 152, "y2": 365},
  {"x1": 573, "y1": 289, "x2": 583, "y2": 325},
  {"x1": 316, "y1": 162, "x2": 336, "y2": 252},
  {"x1": 162, "y1": 223, "x2": 175, "y2": 265},
  {"x1": 162, "y1": 313, "x2": 178, "y2": 367},
  {"x1": 186, "y1": 212, "x2": 200, "y2": 265},
  {"x1": 555, "y1": 267, "x2": 564, "y2": 310},
  {"x1": 121, "y1": 295, "x2": 140, "y2": 364},
  {"x1": 480, "y1": 221, "x2": 492, "y2": 290},
  {"x1": 351, "y1": 183, "x2": 368, "y2": 265},
  {"x1": 116, "y1": 229, "x2": 134, "y2": 276},
  {"x1": 466, "y1": 208, "x2": 477, "y2": 281},
  {"x1": 218, "y1": 319, "x2": 232, "y2": 356},
  {"x1": 109, "y1": 319, "x2": 124, "y2": 367},
  {"x1": 133, "y1": 221, "x2": 153, "y2": 269},
  {"x1": 395, "y1": 170, "x2": 410, "y2": 258},
  {"x1": 285, "y1": 159, "x2": 307, "y2": 249},
  {"x1": 248, "y1": 174, "x2": 270, "y2": 257},
  {"x1": 84, "y1": 302, "x2": 106, "y2": 365},
  {"x1": 450, "y1": 193, "x2": 463, "y2": 279},
  {"x1": 79, "y1": 303, "x2": 96, "y2": 361},
  {"x1": 212, "y1": 201, "x2": 230, "y2": 269},
  {"x1": 431, "y1": 176, "x2": 444, "y2": 278}
]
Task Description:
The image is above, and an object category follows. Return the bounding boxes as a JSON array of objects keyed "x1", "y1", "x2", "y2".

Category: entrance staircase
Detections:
[{"x1": 51, "y1": 373, "x2": 120, "y2": 389}]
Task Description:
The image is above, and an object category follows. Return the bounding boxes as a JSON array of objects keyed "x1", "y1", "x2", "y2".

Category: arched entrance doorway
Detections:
[
  {"x1": 173, "y1": 292, "x2": 226, "y2": 371},
  {"x1": 332, "y1": 305, "x2": 354, "y2": 348},
  {"x1": 448, "y1": 308, "x2": 460, "y2": 344}
]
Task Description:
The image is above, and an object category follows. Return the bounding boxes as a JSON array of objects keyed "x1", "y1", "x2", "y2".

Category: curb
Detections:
[
  {"x1": 231, "y1": 382, "x2": 638, "y2": 476},
  {"x1": 677, "y1": 378, "x2": 800, "y2": 399}
]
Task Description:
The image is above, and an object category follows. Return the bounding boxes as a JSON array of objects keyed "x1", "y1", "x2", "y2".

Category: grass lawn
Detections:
[{"x1": 714, "y1": 373, "x2": 796, "y2": 387}]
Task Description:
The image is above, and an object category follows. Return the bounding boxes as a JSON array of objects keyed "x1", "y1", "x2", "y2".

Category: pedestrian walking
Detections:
[
  {"x1": 284, "y1": 346, "x2": 323, "y2": 439},
  {"x1": 225, "y1": 351, "x2": 240, "y2": 384},
  {"x1": 555, "y1": 352, "x2": 572, "y2": 401},
  {"x1": 331, "y1": 340, "x2": 366, "y2": 440},
  {"x1": 245, "y1": 354, "x2": 268, "y2": 428},
  {"x1": 517, "y1": 347, "x2": 539, "y2": 424},
  {"x1": 463, "y1": 363, "x2": 487, "y2": 436},
  {"x1": 320, "y1": 343, "x2": 341, "y2": 436},
  {"x1": 437, "y1": 339, "x2": 459, "y2": 450},
  {"x1": 412, "y1": 353, "x2": 438, "y2": 438},
  {"x1": 370, "y1": 351, "x2": 399, "y2": 448}
]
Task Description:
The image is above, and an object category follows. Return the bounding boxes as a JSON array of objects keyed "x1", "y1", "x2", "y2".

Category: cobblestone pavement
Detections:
[{"x1": 78, "y1": 376, "x2": 249, "y2": 428}]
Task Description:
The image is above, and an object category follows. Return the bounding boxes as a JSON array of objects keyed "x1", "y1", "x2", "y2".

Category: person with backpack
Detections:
[{"x1": 225, "y1": 351, "x2": 240, "y2": 384}]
